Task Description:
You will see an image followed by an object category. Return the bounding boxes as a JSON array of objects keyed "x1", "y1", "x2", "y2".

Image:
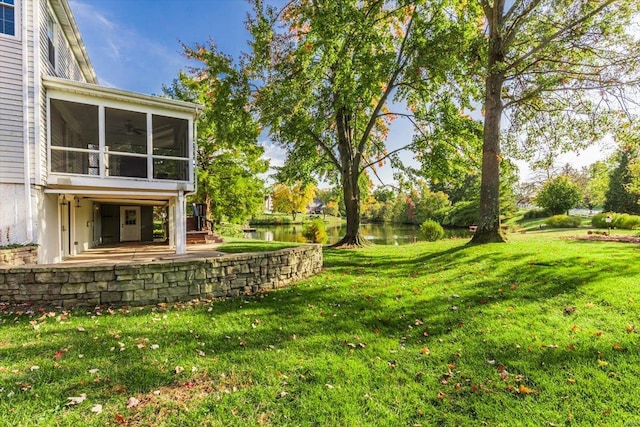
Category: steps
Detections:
[{"x1": 186, "y1": 231, "x2": 224, "y2": 245}]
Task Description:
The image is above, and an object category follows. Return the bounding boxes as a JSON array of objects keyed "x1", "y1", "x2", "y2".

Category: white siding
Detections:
[
  {"x1": 38, "y1": 1, "x2": 88, "y2": 184},
  {"x1": 0, "y1": 27, "x2": 25, "y2": 184}
]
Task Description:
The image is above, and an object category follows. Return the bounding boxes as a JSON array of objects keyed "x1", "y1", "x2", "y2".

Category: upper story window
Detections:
[
  {"x1": 0, "y1": 0, "x2": 16, "y2": 36},
  {"x1": 47, "y1": 14, "x2": 56, "y2": 68}
]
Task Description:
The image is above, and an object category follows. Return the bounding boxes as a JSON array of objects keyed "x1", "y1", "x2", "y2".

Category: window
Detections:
[
  {"x1": 0, "y1": 0, "x2": 15, "y2": 36},
  {"x1": 152, "y1": 115, "x2": 189, "y2": 180},
  {"x1": 47, "y1": 14, "x2": 55, "y2": 67},
  {"x1": 50, "y1": 99, "x2": 99, "y2": 175},
  {"x1": 49, "y1": 97, "x2": 192, "y2": 182}
]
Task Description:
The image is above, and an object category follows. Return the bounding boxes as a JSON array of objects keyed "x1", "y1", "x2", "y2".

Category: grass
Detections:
[{"x1": 2, "y1": 231, "x2": 640, "y2": 426}]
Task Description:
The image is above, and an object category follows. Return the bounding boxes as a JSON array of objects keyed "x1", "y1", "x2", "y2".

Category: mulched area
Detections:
[{"x1": 574, "y1": 233, "x2": 640, "y2": 244}]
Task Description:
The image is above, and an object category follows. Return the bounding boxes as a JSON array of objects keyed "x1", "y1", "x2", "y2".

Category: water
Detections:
[{"x1": 244, "y1": 223, "x2": 473, "y2": 245}]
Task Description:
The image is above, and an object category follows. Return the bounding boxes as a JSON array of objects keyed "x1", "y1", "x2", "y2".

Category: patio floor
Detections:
[{"x1": 58, "y1": 242, "x2": 225, "y2": 266}]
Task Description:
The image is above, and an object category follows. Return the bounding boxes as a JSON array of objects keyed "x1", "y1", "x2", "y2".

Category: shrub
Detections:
[
  {"x1": 535, "y1": 176, "x2": 581, "y2": 215},
  {"x1": 303, "y1": 219, "x2": 328, "y2": 243},
  {"x1": 420, "y1": 219, "x2": 445, "y2": 241},
  {"x1": 592, "y1": 212, "x2": 640, "y2": 230},
  {"x1": 215, "y1": 224, "x2": 244, "y2": 238},
  {"x1": 523, "y1": 209, "x2": 548, "y2": 219},
  {"x1": 545, "y1": 215, "x2": 582, "y2": 228}
]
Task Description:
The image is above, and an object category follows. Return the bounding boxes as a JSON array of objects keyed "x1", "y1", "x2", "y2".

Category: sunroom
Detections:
[{"x1": 42, "y1": 76, "x2": 199, "y2": 261}]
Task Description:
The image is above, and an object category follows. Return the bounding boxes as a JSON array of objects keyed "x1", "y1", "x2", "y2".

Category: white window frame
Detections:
[
  {"x1": 0, "y1": 0, "x2": 19, "y2": 40},
  {"x1": 46, "y1": 10, "x2": 56, "y2": 70}
]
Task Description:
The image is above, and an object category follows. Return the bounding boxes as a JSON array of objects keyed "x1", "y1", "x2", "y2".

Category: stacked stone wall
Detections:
[
  {"x1": 0, "y1": 246, "x2": 322, "y2": 308},
  {"x1": 0, "y1": 246, "x2": 38, "y2": 266}
]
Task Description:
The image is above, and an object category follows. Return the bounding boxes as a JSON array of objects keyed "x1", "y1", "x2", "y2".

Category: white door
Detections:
[{"x1": 120, "y1": 206, "x2": 141, "y2": 242}]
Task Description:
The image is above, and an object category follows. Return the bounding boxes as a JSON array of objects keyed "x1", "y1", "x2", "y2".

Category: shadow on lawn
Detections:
[{"x1": 1, "y1": 239, "x2": 639, "y2": 400}]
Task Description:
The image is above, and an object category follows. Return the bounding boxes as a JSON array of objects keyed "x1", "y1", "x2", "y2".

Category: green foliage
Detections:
[
  {"x1": 164, "y1": 43, "x2": 268, "y2": 224},
  {"x1": 250, "y1": 215, "x2": 293, "y2": 226},
  {"x1": 592, "y1": 212, "x2": 640, "y2": 230},
  {"x1": 545, "y1": 215, "x2": 582, "y2": 228},
  {"x1": 419, "y1": 219, "x2": 445, "y2": 241},
  {"x1": 535, "y1": 176, "x2": 582, "y2": 215},
  {"x1": 248, "y1": 0, "x2": 484, "y2": 245},
  {"x1": 214, "y1": 223, "x2": 244, "y2": 238},
  {"x1": 523, "y1": 209, "x2": 548, "y2": 219},
  {"x1": 303, "y1": 219, "x2": 328, "y2": 244},
  {"x1": 604, "y1": 131, "x2": 640, "y2": 214},
  {"x1": 438, "y1": 200, "x2": 478, "y2": 227}
]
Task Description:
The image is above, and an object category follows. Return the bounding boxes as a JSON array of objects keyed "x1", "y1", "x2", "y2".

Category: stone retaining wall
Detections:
[
  {"x1": 0, "y1": 245, "x2": 38, "y2": 267},
  {"x1": 0, "y1": 245, "x2": 322, "y2": 308}
]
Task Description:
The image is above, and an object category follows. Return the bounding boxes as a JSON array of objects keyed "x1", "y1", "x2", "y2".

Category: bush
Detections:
[
  {"x1": 545, "y1": 215, "x2": 582, "y2": 228},
  {"x1": 215, "y1": 223, "x2": 244, "y2": 238},
  {"x1": 535, "y1": 176, "x2": 581, "y2": 215},
  {"x1": 523, "y1": 209, "x2": 548, "y2": 219},
  {"x1": 420, "y1": 219, "x2": 445, "y2": 242},
  {"x1": 593, "y1": 212, "x2": 640, "y2": 230},
  {"x1": 303, "y1": 219, "x2": 328, "y2": 243}
]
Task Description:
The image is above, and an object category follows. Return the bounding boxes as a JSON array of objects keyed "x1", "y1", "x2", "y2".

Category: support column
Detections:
[
  {"x1": 175, "y1": 191, "x2": 186, "y2": 255},
  {"x1": 168, "y1": 192, "x2": 186, "y2": 255},
  {"x1": 168, "y1": 198, "x2": 176, "y2": 249}
]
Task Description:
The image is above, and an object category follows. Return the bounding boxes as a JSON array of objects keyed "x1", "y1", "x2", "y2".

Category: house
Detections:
[
  {"x1": 0, "y1": 0, "x2": 199, "y2": 264},
  {"x1": 306, "y1": 198, "x2": 325, "y2": 215}
]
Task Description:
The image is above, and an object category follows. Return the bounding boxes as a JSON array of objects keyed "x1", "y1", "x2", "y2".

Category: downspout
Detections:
[
  {"x1": 22, "y1": 0, "x2": 34, "y2": 244},
  {"x1": 34, "y1": 0, "x2": 42, "y2": 186}
]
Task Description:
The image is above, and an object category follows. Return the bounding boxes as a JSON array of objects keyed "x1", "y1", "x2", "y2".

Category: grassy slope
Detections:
[{"x1": 1, "y1": 232, "x2": 640, "y2": 426}]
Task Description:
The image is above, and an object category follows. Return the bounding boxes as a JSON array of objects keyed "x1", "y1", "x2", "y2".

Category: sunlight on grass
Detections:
[{"x1": 1, "y1": 233, "x2": 639, "y2": 425}]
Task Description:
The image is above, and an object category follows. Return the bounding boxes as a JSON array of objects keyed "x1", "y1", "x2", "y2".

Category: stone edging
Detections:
[
  {"x1": 0, "y1": 245, "x2": 322, "y2": 308},
  {"x1": 0, "y1": 245, "x2": 38, "y2": 267}
]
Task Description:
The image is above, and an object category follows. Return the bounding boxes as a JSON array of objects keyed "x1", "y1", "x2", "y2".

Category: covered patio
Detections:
[{"x1": 57, "y1": 242, "x2": 225, "y2": 266}]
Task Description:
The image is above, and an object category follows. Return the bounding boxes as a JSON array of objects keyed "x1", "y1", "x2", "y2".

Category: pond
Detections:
[{"x1": 244, "y1": 223, "x2": 473, "y2": 245}]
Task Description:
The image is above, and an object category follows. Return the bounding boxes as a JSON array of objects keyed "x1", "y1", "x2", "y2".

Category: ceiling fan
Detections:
[{"x1": 116, "y1": 120, "x2": 146, "y2": 136}]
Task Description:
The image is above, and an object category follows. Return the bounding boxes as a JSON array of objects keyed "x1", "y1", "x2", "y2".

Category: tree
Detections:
[
  {"x1": 164, "y1": 44, "x2": 269, "y2": 225},
  {"x1": 535, "y1": 176, "x2": 581, "y2": 215},
  {"x1": 248, "y1": 0, "x2": 481, "y2": 246},
  {"x1": 582, "y1": 161, "x2": 610, "y2": 211},
  {"x1": 272, "y1": 182, "x2": 316, "y2": 220},
  {"x1": 604, "y1": 145, "x2": 640, "y2": 215},
  {"x1": 472, "y1": 0, "x2": 640, "y2": 244}
]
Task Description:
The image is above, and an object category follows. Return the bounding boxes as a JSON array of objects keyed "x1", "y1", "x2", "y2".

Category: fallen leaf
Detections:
[
  {"x1": 150, "y1": 344, "x2": 159, "y2": 350},
  {"x1": 126, "y1": 397, "x2": 140, "y2": 408},
  {"x1": 89, "y1": 368, "x2": 99, "y2": 374},
  {"x1": 518, "y1": 385, "x2": 534, "y2": 394},
  {"x1": 598, "y1": 360, "x2": 609, "y2": 367},
  {"x1": 54, "y1": 351, "x2": 64, "y2": 359},
  {"x1": 91, "y1": 404, "x2": 103, "y2": 414},
  {"x1": 114, "y1": 414, "x2": 126, "y2": 424},
  {"x1": 325, "y1": 384, "x2": 334, "y2": 389},
  {"x1": 567, "y1": 378, "x2": 576, "y2": 384},
  {"x1": 626, "y1": 324, "x2": 635, "y2": 333},
  {"x1": 77, "y1": 326, "x2": 86, "y2": 332},
  {"x1": 66, "y1": 393, "x2": 87, "y2": 406},
  {"x1": 437, "y1": 391, "x2": 446, "y2": 399},
  {"x1": 613, "y1": 343, "x2": 624, "y2": 351},
  {"x1": 421, "y1": 347, "x2": 430, "y2": 355},
  {"x1": 175, "y1": 366, "x2": 185, "y2": 374},
  {"x1": 30, "y1": 366, "x2": 40, "y2": 371},
  {"x1": 595, "y1": 331, "x2": 603, "y2": 337}
]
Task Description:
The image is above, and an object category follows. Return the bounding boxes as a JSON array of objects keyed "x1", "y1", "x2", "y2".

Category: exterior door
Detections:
[{"x1": 120, "y1": 206, "x2": 141, "y2": 242}]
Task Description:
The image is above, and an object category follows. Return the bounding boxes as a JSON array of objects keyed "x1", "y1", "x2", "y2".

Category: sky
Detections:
[{"x1": 68, "y1": 0, "x2": 610, "y2": 186}]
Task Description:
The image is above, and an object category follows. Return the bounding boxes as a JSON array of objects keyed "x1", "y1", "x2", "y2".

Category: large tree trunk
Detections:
[
  {"x1": 332, "y1": 162, "x2": 368, "y2": 247},
  {"x1": 470, "y1": 16, "x2": 507, "y2": 245}
]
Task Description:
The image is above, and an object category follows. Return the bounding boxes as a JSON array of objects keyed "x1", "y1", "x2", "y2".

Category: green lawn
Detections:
[{"x1": 1, "y1": 232, "x2": 640, "y2": 426}]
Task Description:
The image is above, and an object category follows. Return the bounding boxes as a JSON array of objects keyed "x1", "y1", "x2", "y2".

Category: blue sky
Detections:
[{"x1": 69, "y1": 0, "x2": 254, "y2": 94}]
